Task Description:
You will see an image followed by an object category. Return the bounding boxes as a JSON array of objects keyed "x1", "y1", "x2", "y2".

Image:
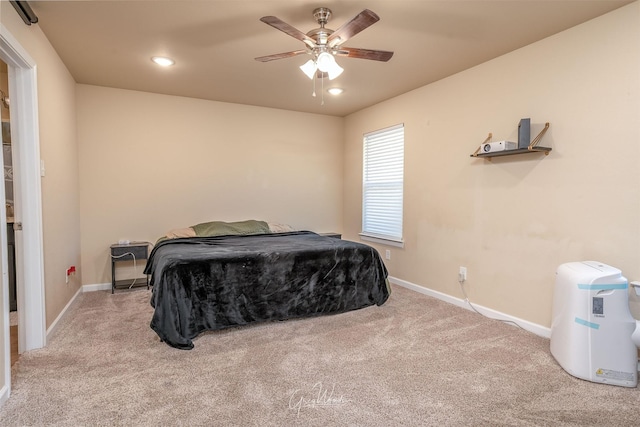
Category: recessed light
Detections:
[
  {"x1": 151, "y1": 56, "x2": 175, "y2": 67},
  {"x1": 328, "y1": 87, "x2": 344, "y2": 95}
]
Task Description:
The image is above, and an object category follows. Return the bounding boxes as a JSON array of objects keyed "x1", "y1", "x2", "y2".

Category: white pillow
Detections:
[{"x1": 267, "y1": 222, "x2": 295, "y2": 233}]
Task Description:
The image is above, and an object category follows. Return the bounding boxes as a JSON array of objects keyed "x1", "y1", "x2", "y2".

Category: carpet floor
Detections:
[{"x1": 0, "y1": 284, "x2": 638, "y2": 426}]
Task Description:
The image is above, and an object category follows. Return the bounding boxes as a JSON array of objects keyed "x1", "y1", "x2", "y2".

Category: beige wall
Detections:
[
  {"x1": 0, "y1": 3, "x2": 81, "y2": 328},
  {"x1": 77, "y1": 85, "x2": 344, "y2": 285},
  {"x1": 344, "y1": 3, "x2": 640, "y2": 327}
]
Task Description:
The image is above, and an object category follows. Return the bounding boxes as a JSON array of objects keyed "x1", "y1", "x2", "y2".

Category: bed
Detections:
[{"x1": 145, "y1": 222, "x2": 390, "y2": 349}]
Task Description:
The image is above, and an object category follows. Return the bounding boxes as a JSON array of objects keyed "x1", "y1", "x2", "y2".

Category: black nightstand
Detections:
[{"x1": 110, "y1": 242, "x2": 150, "y2": 293}]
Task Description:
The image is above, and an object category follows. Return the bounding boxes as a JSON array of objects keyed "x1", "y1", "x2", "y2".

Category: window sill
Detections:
[{"x1": 359, "y1": 233, "x2": 404, "y2": 248}]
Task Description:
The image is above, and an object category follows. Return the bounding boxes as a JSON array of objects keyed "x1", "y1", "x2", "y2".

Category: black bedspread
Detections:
[{"x1": 145, "y1": 231, "x2": 390, "y2": 349}]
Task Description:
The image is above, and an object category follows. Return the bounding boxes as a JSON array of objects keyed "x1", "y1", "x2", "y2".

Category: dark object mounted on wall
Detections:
[
  {"x1": 10, "y1": 1, "x2": 39, "y2": 26},
  {"x1": 518, "y1": 118, "x2": 531, "y2": 149}
]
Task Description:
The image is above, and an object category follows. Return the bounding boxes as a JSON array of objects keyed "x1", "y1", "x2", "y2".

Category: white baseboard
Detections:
[
  {"x1": 389, "y1": 276, "x2": 551, "y2": 339},
  {"x1": 44, "y1": 282, "x2": 126, "y2": 342},
  {"x1": 45, "y1": 278, "x2": 549, "y2": 348},
  {"x1": 82, "y1": 282, "x2": 111, "y2": 292},
  {"x1": 0, "y1": 384, "x2": 8, "y2": 407},
  {"x1": 45, "y1": 282, "x2": 119, "y2": 341},
  {"x1": 46, "y1": 286, "x2": 83, "y2": 341}
]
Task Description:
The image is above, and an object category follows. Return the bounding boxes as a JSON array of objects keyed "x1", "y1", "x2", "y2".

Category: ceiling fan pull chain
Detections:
[
  {"x1": 312, "y1": 75, "x2": 316, "y2": 97},
  {"x1": 321, "y1": 74, "x2": 325, "y2": 105}
]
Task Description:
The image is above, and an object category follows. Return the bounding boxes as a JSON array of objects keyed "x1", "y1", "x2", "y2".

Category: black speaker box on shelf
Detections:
[{"x1": 518, "y1": 118, "x2": 531, "y2": 149}]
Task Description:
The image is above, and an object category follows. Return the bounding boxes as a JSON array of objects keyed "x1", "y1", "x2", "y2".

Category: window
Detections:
[{"x1": 361, "y1": 124, "x2": 404, "y2": 246}]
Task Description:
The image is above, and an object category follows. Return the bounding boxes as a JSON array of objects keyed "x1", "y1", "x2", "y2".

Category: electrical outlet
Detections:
[
  {"x1": 385, "y1": 250, "x2": 391, "y2": 260},
  {"x1": 65, "y1": 266, "x2": 76, "y2": 284},
  {"x1": 459, "y1": 266, "x2": 467, "y2": 282}
]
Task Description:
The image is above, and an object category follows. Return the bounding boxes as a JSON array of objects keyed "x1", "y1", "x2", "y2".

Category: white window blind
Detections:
[{"x1": 361, "y1": 124, "x2": 404, "y2": 244}]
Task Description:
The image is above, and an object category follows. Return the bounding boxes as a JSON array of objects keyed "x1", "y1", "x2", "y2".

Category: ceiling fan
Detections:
[{"x1": 255, "y1": 7, "x2": 394, "y2": 81}]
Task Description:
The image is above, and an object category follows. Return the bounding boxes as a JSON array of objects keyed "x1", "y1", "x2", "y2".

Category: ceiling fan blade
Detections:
[
  {"x1": 327, "y1": 9, "x2": 380, "y2": 47},
  {"x1": 254, "y1": 50, "x2": 308, "y2": 62},
  {"x1": 260, "y1": 16, "x2": 316, "y2": 48},
  {"x1": 335, "y1": 47, "x2": 394, "y2": 62}
]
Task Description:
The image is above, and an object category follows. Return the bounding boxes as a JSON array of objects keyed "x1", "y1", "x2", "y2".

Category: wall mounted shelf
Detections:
[{"x1": 471, "y1": 122, "x2": 551, "y2": 160}]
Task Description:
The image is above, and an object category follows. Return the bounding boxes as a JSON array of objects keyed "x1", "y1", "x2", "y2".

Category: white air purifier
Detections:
[{"x1": 551, "y1": 261, "x2": 640, "y2": 387}]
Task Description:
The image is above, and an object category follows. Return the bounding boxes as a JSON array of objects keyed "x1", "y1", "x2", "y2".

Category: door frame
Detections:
[{"x1": 0, "y1": 23, "x2": 47, "y2": 403}]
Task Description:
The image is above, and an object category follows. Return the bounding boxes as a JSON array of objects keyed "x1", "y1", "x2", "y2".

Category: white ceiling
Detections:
[{"x1": 28, "y1": 0, "x2": 632, "y2": 117}]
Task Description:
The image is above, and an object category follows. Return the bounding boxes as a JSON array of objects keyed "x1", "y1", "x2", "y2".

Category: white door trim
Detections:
[{"x1": 0, "y1": 22, "x2": 47, "y2": 402}]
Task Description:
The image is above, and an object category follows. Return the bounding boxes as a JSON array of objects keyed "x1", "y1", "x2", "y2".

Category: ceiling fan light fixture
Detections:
[
  {"x1": 315, "y1": 52, "x2": 334, "y2": 72},
  {"x1": 300, "y1": 59, "x2": 317, "y2": 79},
  {"x1": 326, "y1": 61, "x2": 343, "y2": 80},
  {"x1": 315, "y1": 52, "x2": 343, "y2": 80}
]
